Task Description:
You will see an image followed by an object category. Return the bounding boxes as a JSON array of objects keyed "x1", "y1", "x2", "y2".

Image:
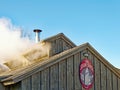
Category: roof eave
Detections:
[
  {"x1": 1, "y1": 42, "x2": 120, "y2": 85},
  {"x1": 1, "y1": 43, "x2": 88, "y2": 85}
]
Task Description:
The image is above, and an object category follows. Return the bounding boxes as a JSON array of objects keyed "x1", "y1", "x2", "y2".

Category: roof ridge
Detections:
[{"x1": 42, "y1": 32, "x2": 76, "y2": 47}]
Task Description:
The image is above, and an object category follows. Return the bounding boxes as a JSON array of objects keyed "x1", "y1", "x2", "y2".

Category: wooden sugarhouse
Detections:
[{"x1": 0, "y1": 33, "x2": 120, "y2": 90}]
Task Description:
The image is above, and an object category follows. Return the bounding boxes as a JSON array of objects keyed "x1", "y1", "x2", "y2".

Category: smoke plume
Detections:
[{"x1": 0, "y1": 17, "x2": 33, "y2": 71}]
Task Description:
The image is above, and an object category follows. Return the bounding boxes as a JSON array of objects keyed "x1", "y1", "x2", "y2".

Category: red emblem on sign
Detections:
[{"x1": 79, "y1": 59, "x2": 94, "y2": 90}]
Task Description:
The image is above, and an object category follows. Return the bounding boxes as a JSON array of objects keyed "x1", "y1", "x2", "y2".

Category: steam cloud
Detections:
[{"x1": 0, "y1": 17, "x2": 33, "y2": 71}]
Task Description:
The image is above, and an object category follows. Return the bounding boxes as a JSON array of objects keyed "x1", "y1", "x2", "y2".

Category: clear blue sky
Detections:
[{"x1": 0, "y1": 0, "x2": 120, "y2": 68}]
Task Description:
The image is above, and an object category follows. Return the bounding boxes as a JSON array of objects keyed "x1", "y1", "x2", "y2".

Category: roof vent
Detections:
[{"x1": 33, "y1": 29, "x2": 42, "y2": 43}]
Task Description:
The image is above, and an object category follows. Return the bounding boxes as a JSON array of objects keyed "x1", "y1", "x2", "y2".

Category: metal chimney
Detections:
[{"x1": 33, "y1": 29, "x2": 42, "y2": 43}]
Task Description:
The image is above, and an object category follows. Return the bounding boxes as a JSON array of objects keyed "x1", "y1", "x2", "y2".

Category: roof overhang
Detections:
[{"x1": 1, "y1": 43, "x2": 120, "y2": 86}]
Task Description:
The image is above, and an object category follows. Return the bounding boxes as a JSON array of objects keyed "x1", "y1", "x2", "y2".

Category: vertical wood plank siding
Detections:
[
  {"x1": 66, "y1": 56, "x2": 74, "y2": 90},
  {"x1": 41, "y1": 68, "x2": 49, "y2": 90},
  {"x1": 32, "y1": 72, "x2": 40, "y2": 90},
  {"x1": 101, "y1": 63, "x2": 107, "y2": 90},
  {"x1": 107, "y1": 68, "x2": 112, "y2": 90},
  {"x1": 74, "y1": 53, "x2": 81, "y2": 90},
  {"x1": 112, "y1": 73, "x2": 118, "y2": 90},
  {"x1": 87, "y1": 50, "x2": 94, "y2": 90},
  {"x1": 50, "y1": 64, "x2": 59, "y2": 90},
  {"x1": 94, "y1": 57, "x2": 100, "y2": 90},
  {"x1": 59, "y1": 60, "x2": 67, "y2": 90},
  {"x1": 50, "y1": 38, "x2": 73, "y2": 56},
  {"x1": 118, "y1": 78, "x2": 120, "y2": 90},
  {"x1": 22, "y1": 77, "x2": 31, "y2": 90},
  {"x1": 3, "y1": 49, "x2": 120, "y2": 90},
  {"x1": 10, "y1": 82, "x2": 21, "y2": 90},
  {"x1": 0, "y1": 83, "x2": 5, "y2": 90}
]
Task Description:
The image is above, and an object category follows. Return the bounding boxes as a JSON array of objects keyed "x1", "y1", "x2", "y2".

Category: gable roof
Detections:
[
  {"x1": 42, "y1": 33, "x2": 76, "y2": 47},
  {"x1": 1, "y1": 43, "x2": 120, "y2": 86},
  {"x1": 0, "y1": 33, "x2": 76, "y2": 72}
]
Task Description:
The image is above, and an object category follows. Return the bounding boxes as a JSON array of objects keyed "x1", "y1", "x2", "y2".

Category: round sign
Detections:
[{"x1": 79, "y1": 59, "x2": 94, "y2": 90}]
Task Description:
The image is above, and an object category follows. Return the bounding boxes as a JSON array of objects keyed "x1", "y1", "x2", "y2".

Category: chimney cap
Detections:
[{"x1": 33, "y1": 29, "x2": 42, "y2": 32}]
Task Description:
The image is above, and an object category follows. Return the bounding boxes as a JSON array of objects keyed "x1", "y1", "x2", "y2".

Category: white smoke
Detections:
[
  {"x1": 0, "y1": 17, "x2": 33, "y2": 65},
  {"x1": 0, "y1": 17, "x2": 51, "y2": 73}
]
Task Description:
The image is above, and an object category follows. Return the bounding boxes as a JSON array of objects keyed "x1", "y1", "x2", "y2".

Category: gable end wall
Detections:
[{"x1": 5, "y1": 48, "x2": 120, "y2": 90}]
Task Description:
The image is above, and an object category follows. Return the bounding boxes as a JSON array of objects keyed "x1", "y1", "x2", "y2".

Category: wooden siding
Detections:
[
  {"x1": 5, "y1": 82, "x2": 21, "y2": 90},
  {"x1": 0, "y1": 83, "x2": 5, "y2": 90},
  {"x1": 50, "y1": 64, "x2": 59, "y2": 90},
  {"x1": 41, "y1": 68, "x2": 49, "y2": 90},
  {"x1": 106, "y1": 68, "x2": 112, "y2": 90},
  {"x1": 59, "y1": 60, "x2": 67, "y2": 90},
  {"x1": 66, "y1": 56, "x2": 74, "y2": 90},
  {"x1": 74, "y1": 53, "x2": 81, "y2": 90},
  {"x1": 94, "y1": 57, "x2": 100, "y2": 90},
  {"x1": 3, "y1": 49, "x2": 120, "y2": 90},
  {"x1": 49, "y1": 38, "x2": 73, "y2": 56},
  {"x1": 118, "y1": 78, "x2": 120, "y2": 90},
  {"x1": 32, "y1": 72, "x2": 40, "y2": 90}
]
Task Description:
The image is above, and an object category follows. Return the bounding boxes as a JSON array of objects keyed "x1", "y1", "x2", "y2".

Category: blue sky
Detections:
[{"x1": 0, "y1": 0, "x2": 120, "y2": 68}]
